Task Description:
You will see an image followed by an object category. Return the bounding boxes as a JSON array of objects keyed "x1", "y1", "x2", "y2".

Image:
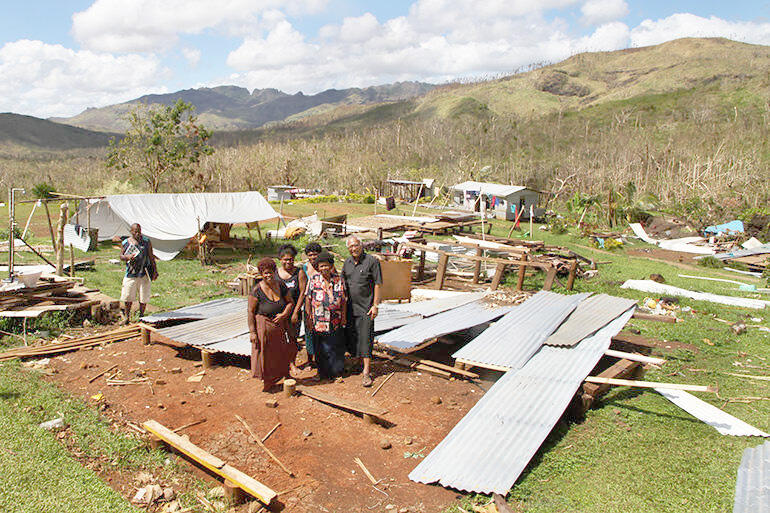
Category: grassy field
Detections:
[{"x1": 0, "y1": 200, "x2": 768, "y2": 512}]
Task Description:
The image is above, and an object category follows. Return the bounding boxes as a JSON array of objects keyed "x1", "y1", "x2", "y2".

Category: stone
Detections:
[
  {"x1": 146, "y1": 484, "x2": 164, "y2": 503},
  {"x1": 302, "y1": 430, "x2": 312, "y2": 437},
  {"x1": 132, "y1": 488, "x2": 147, "y2": 504},
  {"x1": 430, "y1": 396, "x2": 442, "y2": 405},
  {"x1": 163, "y1": 487, "x2": 175, "y2": 501},
  {"x1": 399, "y1": 508, "x2": 409, "y2": 513},
  {"x1": 39, "y1": 417, "x2": 65, "y2": 430},
  {"x1": 650, "y1": 273, "x2": 665, "y2": 283},
  {"x1": 265, "y1": 398, "x2": 278, "y2": 408},
  {"x1": 404, "y1": 437, "x2": 413, "y2": 446},
  {"x1": 169, "y1": 367, "x2": 182, "y2": 374},
  {"x1": 380, "y1": 440, "x2": 392, "y2": 450},
  {"x1": 732, "y1": 322, "x2": 747, "y2": 335},
  {"x1": 385, "y1": 505, "x2": 396, "y2": 511},
  {"x1": 399, "y1": 398, "x2": 411, "y2": 404}
]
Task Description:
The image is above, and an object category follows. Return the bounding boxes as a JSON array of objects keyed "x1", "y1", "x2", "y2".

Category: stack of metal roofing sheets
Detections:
[
  {"x1": 545, "y1": 294, "x2": 637, "y2": 347},
  {"x1": 141, "y1": 297, "x2": 246, "y2": 324},
  {"x1": 376, "y1": 299, "x2": 514, "y2": 353},
  {"x1": 452, "y1": 291, "x2": 589, "y2": 371},
  {"x1": 384, "y1": 291, "x2": 486, "y2": 317},
  {"x1": 157, "y1": 311, "x2": 250, "y2": 355},
  {"x1": 375, "y1": 306, "x2": 423, "y2": 332},
  {"x1": 733, "y1": 441, "x2": 770, "y2": 513},
  {"x1": 409, "y1": 309, "x2": 634, "y2": 493},
  {"x1": 656, "y1": 389, "x2": 769, "y2": 437}
]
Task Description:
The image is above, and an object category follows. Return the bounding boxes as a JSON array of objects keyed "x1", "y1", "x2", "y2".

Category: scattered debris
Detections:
[{"x1": 39, "y1": 417, "x2": 65, "y2": 430}]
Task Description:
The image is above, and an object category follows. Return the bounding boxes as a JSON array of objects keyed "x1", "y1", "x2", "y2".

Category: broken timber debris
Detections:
[
  {"x1": 142, "y1": 419, "x2": 276, "y2": 506},
  {"x1": 0, "y1": 325, "x2": 140, "y2": 361}
]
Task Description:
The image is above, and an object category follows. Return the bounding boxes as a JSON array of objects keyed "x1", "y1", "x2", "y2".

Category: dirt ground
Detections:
[
  {"x1": 626, "y1": 247, "x2": 701, "y2": 266},
  {"x1": 45, "y1": 335, "x2": 492, "y2": 513}
]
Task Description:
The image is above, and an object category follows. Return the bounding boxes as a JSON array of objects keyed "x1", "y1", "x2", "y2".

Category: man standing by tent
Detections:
[
  {"x1": 342, "y1": 235, "x2": 381, "y2": 387},
  {"x1": 119, "y1": 223, "x2": 157, "y2": 324}
]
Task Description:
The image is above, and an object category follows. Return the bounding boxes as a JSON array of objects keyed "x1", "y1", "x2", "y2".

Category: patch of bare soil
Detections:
[{"x1": 46, "y1": 336, "x2": 486, "y2": 512}]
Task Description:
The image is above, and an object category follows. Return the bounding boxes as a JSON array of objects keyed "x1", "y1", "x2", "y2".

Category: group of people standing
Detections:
[{"x1": 247, "y1": 236, "x2": 382, "y2": 391}]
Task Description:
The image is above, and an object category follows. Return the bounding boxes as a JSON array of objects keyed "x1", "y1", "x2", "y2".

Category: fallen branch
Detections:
[
  {"x1": 354, "y1": 457, "x2": 378, "y2": 485},
  {"x1": 261, "y1": 422, "x2": 281, "y2": 443},
  {"x1": 173, "y1": 418, "x2": 207, "y2": 433},
  {"x1": 370, "y1": 372, "x2": 395, "y2": 397},
  {"x1": 724, "y1": 372, "x2": 770, "y2": 381},
  {"x1": 88, "y1": 364, "x2": 118, "y2": 383},
  {"x1": 236, "y1": 415, "x2": 294, "y2": 477}
]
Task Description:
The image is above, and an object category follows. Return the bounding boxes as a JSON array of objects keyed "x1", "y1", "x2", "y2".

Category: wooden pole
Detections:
[
  {"x1": 472, "y1": 246, "x2": 483, "y2": 284},
  {"x1": 43, "y1": 201, "x2": 56, "y2": 250},
  {"x1": 56, "y1": 203, "x2": 68, "y2": 276},
  {"x1": 69, "y1": 244, "x2": 75, "y2": 277},
  {"x1": 283, "y1": 378, "x2": 296, "y2": 397},
  {"x1": 566, "y1": 260, "x2": 578, "y2": 290},
  {"x1": 584, "y1": 376, "x2": 713, "y2": 393},
  {"x1": 516, "y1": 254, "x2": 528, "y2": 291},
  {"x1": 490, "y1": 263, "x2": 506, "y2": 290},
  {"x1": 434, "y1": 254, "x2": 448, "y2": 290}
]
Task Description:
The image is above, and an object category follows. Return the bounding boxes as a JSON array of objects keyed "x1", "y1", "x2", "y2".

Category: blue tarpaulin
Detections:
[{"x1": 704, "y1": 220, "x2": 744, "y2": 236}]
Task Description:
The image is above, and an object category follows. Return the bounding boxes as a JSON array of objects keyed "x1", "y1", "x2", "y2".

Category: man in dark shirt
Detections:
[
  {"x1": 342, "y1": 235, "x2": 382, "y2": 387},
  {"x1": 119, "y1": 223, "x2": 156, "y2": 325}
]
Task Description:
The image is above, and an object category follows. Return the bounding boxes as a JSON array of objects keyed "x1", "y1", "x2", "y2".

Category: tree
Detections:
[{"x1": 107, "y1": 100, "x2": 213, "y2": 192}]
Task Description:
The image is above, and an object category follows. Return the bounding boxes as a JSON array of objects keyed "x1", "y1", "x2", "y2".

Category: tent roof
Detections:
[
  {"x1": 450, "y1": 181, "x2": 531, "y2": 197},
  {"x1": 73, "y1": 191, "x2": 278, "y2": 260}
]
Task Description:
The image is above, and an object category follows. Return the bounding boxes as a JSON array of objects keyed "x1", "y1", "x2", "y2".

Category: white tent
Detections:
[{"x1": 66, "y1": 192, "x2": 278, "y2": 260}]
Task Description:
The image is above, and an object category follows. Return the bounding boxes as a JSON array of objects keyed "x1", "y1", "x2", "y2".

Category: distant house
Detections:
[
  {"x1": 450, "y1": 181, "x2": 542, "y2": 221},
  {"x1": 267, "y1": 185, "x2": 296, "y2": 202},
  {"x1": 381, "y1": 178, "x2": 435, "y2": 201}
]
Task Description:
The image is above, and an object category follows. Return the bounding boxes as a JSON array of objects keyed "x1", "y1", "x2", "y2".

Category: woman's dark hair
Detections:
[
  {"x1": 257, "y1": 257, "x2": 277, "y2": 273},
  {"x1": 305, "y1": 242, "x2": 322, "y2": 254},
  {"x1": 278, "y1": 244, "x2": 297, "y2": 257},
  {"x1": 316, "y1": 251, "x2": 335, "y2": 266}
]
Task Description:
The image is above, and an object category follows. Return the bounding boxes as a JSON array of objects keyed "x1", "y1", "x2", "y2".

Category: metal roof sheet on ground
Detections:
[
  {"x1": 452, "y1": 291, "x2": 589, "y2": 370},
  {"x1": 157, "y1": 311, "x2": 248, "y2": 348},
  {"x1": 141, "y1": 297, "x2": 246, "y2": 324},
  {"x1": 713, "y1": 244, "x2": 770, "y2": 261},
  {"x1": 375, "y1": 306, "x2": 423, "y2": 332},
  {"x1": 733, "y1": 441, "x2": 770, "y2": 513},
  {"x1": 409, "y1": 309, "x2": 634, "y2": 494},
  {"x1": 545, "y1": 294, "x2": 637, "y2": 347},
  {"x1": 376, "y1": 300, "x2": 513, "y2": 353},
  {"x1": 384, "y1": 291, "x2": 486, "y2": 317},
  {"x1": 656, "y1": 388, "x2": 769, "y2": 437}
]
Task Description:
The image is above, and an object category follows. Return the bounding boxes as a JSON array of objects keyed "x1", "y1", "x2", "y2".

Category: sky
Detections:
[{"x1": 1, "y1": 1, "x2": 769, "y2": 118}]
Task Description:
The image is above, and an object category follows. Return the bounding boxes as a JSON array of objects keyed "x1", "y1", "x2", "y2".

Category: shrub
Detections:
[{"x1": 697, "y1": 256, "x2": 723, "y2": 268}]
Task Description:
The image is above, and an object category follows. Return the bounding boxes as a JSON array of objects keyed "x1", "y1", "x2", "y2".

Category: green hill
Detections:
[{"x1": 0, "y1": 113, "x2": 115, "y2": 151}]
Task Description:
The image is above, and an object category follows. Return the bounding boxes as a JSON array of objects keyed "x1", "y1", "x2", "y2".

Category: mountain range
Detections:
[{"x1": 50, "y1": 81, "x2": 436, "y2": 132}]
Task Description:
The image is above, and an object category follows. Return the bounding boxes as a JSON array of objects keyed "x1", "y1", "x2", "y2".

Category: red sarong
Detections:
[{"x1": 252, "y1": 315, "x2": 298, "y2": 391}]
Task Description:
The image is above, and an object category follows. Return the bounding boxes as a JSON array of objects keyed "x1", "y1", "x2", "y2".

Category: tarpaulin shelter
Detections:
[{"x1": 67, "y1": 192, "x2": 278, "y2": 260}]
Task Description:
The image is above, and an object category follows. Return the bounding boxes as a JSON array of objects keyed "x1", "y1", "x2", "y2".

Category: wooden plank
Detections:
[
  {"x1": 455, "y1": 358, "x2": 511, "y2": 373},
  {"x1": 398, "y1": 354, "x2": 479, "y2": 379},
  {"x1": 435, "y1": 254, "x2": 449, "y2": 290},
  {"x1": 584, "y1": 376, "x2": 714, "y2": 393},
  {"x1": 542, "y1": 267, "x2": 557, "y2": 290},
  {"x1": 566, "y1": 260, "x2": 578, "y2": 290},
  {"x1": 516, "y1": 254, "x2": 527, "y2": 291},
  {"x1": 143, "y1": 420, "x2": 226, "y2": 469},
  {"x1": 295, "y1": 386, "x2": 388, "y2": 418},
  {"x1": 143, "y1": 420, "x2": 276, "y2": 505},
  {"x1": 604, "y1": 349, "x2": 666, "y2": 366},
  {"x1": 632, "y1": 312, "x2": 676, "y2": 323},
  {"x1": 472, "y1": 246, "x2": 482, "y2": 284},
  {"x1": 490, "y1": 263, "x2": 506, "y2": 291},
  {"x1": 400, "y1": 241, "x2": 551, "y2": 270}
]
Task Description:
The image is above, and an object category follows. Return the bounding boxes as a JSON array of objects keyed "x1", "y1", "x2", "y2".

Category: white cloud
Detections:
[
  {"x1": 0, "y1": 39, "x2": 168, "y2": 118},
  {"x1": 182, "y1": 47, "x2": 201, "y2": 67},
  {"x1": 581, "y1": 0, "x2": 629, "y2": 25},
  {"x1": 631, "y1": 13, "x2": 770, "y2": 47},
  {"x1": 72, "y1": 0, "x2": 329, "y2": 53}
]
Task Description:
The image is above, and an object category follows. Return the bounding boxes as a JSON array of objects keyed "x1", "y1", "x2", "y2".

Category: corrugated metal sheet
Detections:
[
  {"x1": 141, "y1": 297, "x2": 246, "y2": 324},
  {"x1": 734, "y1": 441, "x2": 770, "y2": 513},
  {"x1": 656, "y1": 389, "x2": 769, "y2": 437},
  {"x1": 375, "y1": 306, "x2": 423, "y2": 332},
  {"x1": 452, "y1": 291, "x2": 589, "y2": 370},
  {"x1": 385, "y1": 292, "x2": 486, "y2": 317},
  {"x1": 714, "y1": 244, "x2": 770, "y2": 261},
  {"x1": 409, "y1": 309, "x2": 634, "y2": 494},
  {"x1": 545, "y1": 294, "x2": 637, "y2": 347},
  {"x1": 198, "y1": 333, "x2": 252, "y2": 356},
  {"x1": 376, "y1": 300, "x2": 513, "y2": 352},
  {"x1": 158, "y1": 311, "x2": 248, "y2": 347}
]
